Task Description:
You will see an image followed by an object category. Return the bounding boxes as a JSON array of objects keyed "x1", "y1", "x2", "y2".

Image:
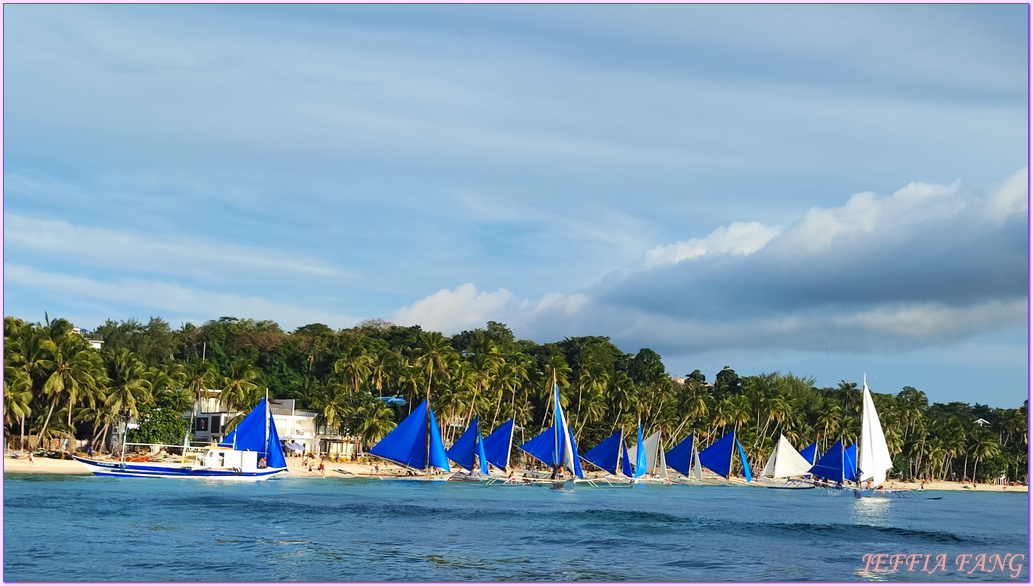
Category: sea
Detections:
[{"x1": 3, "y1": 473, "x2": 1029, "y2": 582}]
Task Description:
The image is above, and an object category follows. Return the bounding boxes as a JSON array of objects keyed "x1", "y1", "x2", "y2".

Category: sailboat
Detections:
[
  {"x1": 665, "y1": 434, "x2": 705, "y2": 483},
  {"x1": 518, "y1": 376, "x2": 584, "y2": 486},
  {"x1": 854, "y1": 375, "x2": 896, "y2": 496},
  {"x1": 74, "y1": 398, "x2": 288, "y2": 479},
  {"x1": 481, "y1": 417, "x2": 515, "y2": 474},
  {"x1": 581, "y1": 430, "x2": 625, "y2": 475},
  {"x1": 578, "y1": 429, "x2": 636, "y2": 486},
  {"x1": 697, "y1": 429, "x2": 753, "y2": 484},
  {"x1": 808, "y1": 438, "x2": 857, "y2": 490},
  {"x1": 756, "y1": 434, "x2": 817, "y2": 489},
  {"x1": 368, "y1": 399, "x2": 451, "y2": 479},
  {"x1": 624, "y1": 426, "x2": 671, "y2": 484},
  {"x1": 446, "y1": 416, "x2": 490, "y2": 481},
  {"x1": 799, "y1": 441, "x2": 821, "y2": 467}
]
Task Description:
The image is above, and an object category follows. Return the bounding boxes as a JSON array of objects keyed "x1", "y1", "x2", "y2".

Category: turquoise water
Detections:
[{"x1": 3, "y1": 474, "x2": 1028, "y2": 581}]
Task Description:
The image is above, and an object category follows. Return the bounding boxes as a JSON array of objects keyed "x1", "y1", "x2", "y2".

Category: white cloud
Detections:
[
  {"x1": 4, "y1": 264, "x2": 360, "y2": 330},
  {"x1": 403, "y1": 170, "x2": 1028, "y2": 357},
  {"x1": 390, "y1": 283, "x2": 588, "y2": 336},
  {"x1": 3, "y1": 213, "x2": 347, "y2": 281},
  {"x1": 642, "y1": 221, "x2": 783, "y2": 268}
]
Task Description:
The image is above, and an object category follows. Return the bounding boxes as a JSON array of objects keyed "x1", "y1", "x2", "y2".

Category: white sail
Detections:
[
  {"x1": 857, "y1": 377, "x2": 893, "y2": 486},
  {"x1": 556, "y1": 397, "x2": 577, "y2": 473},
  {"x1": 657, "y1": 443, "x2": 669, "y2": 479},
  {"x1": 692, "y1": 448, "x2": 703, "y2": 480},
  {"x1": 627, "y1": 431, "x2": 666, "y2": 476},
  {"x1": 761, "y1": 450, "x2": 777, "y2": 477},
  {"x1": 768, "y1": 435, "x2": 813, "y2": 478}
]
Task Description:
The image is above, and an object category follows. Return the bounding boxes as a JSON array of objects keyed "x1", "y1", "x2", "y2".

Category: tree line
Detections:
[{"x1": 3, "y1": 314, "x2": 1027, "y2": 483}]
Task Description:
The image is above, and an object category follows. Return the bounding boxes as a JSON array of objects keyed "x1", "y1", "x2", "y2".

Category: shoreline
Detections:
[{"x1": 3, "y1": 455, "x2": 1027, "y2": 492}]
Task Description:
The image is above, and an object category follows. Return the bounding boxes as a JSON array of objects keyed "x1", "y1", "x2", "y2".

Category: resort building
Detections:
[{"x1": 188, "y1": 392, "x2": 351, "y2": 458}]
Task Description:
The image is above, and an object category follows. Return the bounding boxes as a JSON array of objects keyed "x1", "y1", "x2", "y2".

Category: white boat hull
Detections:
[{"x1": 74, "y1": 456, "x2": 287, "y2": 480}]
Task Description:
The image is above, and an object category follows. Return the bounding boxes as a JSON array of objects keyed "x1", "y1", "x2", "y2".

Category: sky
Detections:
[{"x1": 3, "y1": 4, "x2": 1029, "y2": 408}]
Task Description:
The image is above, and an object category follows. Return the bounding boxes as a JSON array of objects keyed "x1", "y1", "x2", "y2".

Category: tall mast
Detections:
[
  {"x1": 425, "y1": 367, "x2": 433, "y2": 473},
  {"x1": 728, "y1": 429, "x2": 736, "y2": 480},
  {"x1": 552, "y1": 369, "x2": 559, "y2": 469}
]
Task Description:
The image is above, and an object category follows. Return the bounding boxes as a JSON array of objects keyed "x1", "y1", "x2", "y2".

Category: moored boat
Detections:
[{"x1": 73, "y1": 398, "x2": 288, "y2": 479}]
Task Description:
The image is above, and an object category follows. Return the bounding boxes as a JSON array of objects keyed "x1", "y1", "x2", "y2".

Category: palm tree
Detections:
[
  {"x1": 221, "y1": 359, "x2": 261, "y2": 413},
  {"x1": 335, "y1": 344, "x2": 374, "y2": 396},
  {"x1": 414, "y1": 332, "x2": 456, "y2": 408},
  {"x1": 969, "y1": 430, "x2": 1001, "y2": 483},
  {"x1": 102, "y1": 348, "x2": 152, "y2": 426},
  {"x1": 184, "y1": 361, "x2": 218, "y2": 416},
  {"x1": 7, "y1": 327, "x2": 55, "y2": 447},
  {"x1": 3, "y1": 366, "x2": 33, "y2": 449},
  {"x1": 352, "y1": 394, "x2": 398, "y2": 451}
]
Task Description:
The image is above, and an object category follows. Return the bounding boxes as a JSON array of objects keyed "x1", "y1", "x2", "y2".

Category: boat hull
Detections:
[{"x1": 73, "y1": 456, "x2": 287, "y2": 479}]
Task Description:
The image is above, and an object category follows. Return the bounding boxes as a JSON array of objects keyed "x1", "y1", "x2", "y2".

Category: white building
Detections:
[{"x1": 188, "y1": 392, "x2": 346, "y2": 458}]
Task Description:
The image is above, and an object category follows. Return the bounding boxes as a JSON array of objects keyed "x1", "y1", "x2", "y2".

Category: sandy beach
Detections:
[{"x1": 3, "y1": 454, "x2": 1027, "y2": 492}]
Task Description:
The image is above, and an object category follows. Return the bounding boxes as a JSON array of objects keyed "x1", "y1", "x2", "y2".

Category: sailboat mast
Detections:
[
  {"x1": 728, "y1": 429, "x2": 736, "y2": 479},
  {"x1": 552, "y1": 370, "x2": 559, "y2": 470},
  {"x1": 425, "y1": 369, "x2": 432, "y2": 473},
  {"x1": 264, "y1": 390, "x2": 270, "y2": 460}
]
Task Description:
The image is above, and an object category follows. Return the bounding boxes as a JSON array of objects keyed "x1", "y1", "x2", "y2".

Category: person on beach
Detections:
[
  {"x1": 318, "y1": 460, "x2": 326, "y2": 475},
  {"x1": 27, "y1": 452, "x2": 34, "y2": 464}
]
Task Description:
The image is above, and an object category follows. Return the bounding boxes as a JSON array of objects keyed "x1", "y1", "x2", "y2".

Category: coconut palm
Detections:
[
  {"x1": 221, "y1": 359, "x2": 261, "y2": 413},
  {"x1": 4, "y1": 366, "x2": 33, "y2": 449},
  {"x1": 335, "y1": 344, "x2": 374, "y2": 395},
  {"x1": 969, "y1": 430, "x2": 1001, "y2": 483},
  {"x1": 101, "y1": 348, "x2": 152, "y2": 424}
]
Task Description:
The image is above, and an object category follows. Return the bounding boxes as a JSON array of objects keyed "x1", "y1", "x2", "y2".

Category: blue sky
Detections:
[{"x1": 3, "y1": 4, "x2": 1028, "y2": 407}]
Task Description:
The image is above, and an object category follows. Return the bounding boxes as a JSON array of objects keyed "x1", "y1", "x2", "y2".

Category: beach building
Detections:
[{"x1": 188, "y1": 393, "x2": 348, "y2": 458}]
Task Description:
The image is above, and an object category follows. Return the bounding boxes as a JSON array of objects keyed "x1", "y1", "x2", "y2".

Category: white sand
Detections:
[{"x1": 4, "y1": 455, "x2": 1026, "y2": 492}]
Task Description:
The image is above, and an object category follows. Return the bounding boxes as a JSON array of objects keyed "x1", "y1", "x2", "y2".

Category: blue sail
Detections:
[
  {"x1": 482, "y1": 418, "x2": 514, "y2": 471},
  {"x1": 370, "y1": 400, "x2": 450, "y2": 471},
  {"x1": 519, "y1": 424, "x2": 561, "y2": 465},
  {"x1": 446, "y1": 416, "x2": 481, "y2": 472},
  {"x1": 219, "y1": 399, "x2": 287, "y2": 468},
  {"x1": 665, "y1": 434, "x2": 695, "y2": 476},
  {"x1": 567, "y1": 425, "x2": 584, "y2": 478},
  {"x1": 736, "y1": 439, "x2": 753, "y2": 482},
  {"x1": 621, "y1": 443, "x2": 633, "y2": 477},
  {"x1": 699, "y1": 431, "x2": 736, "y2": 478},
  {"x1": 634, "y1": 425, "x2": 647, "y2": 478},
  {"x1": 582, "y1": 430, "x2": 622, "y2": 474},
  {"x1": 427, "y1": 408, "x2": 450, "y2": 471},
  {"x1": 800, "y1": 442, "x2": 820, "y2": 465},
  {"x1": 476, "y1": 430, "x2": 489, "y2": 475},
  {"x1": 519, "y1": 423, "x2": 583, "y2": 477},
  {"x1": 810, "y1": 439, "x2": 845, "y2": 482},
  {"x1": 844, "y1": 443, "x2": 858, "y2": 482}
]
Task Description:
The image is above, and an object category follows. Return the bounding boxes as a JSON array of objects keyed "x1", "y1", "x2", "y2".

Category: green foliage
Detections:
[
  {"x1": 4, "y1": 313, "x2": 1028, "y2": 485},
  {"x1": 126, "y1": 406, "x2": 189, "y2": 445}
]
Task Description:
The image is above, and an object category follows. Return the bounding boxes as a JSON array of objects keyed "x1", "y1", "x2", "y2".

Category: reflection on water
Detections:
[{"x1": 850, "y1": 494, "x2": 892, "y2": 525}]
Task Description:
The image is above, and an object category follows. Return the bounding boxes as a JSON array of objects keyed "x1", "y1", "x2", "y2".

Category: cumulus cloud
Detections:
[
  {"x1": 642, "y1": 221, "x2": 783, "y2": 267},
  {"x1": 395, "y1": 170, "x2": 1028, "y2": 357},
  {"x1": 390, "y1": 283, "x2": 588, "y2": 337}
]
